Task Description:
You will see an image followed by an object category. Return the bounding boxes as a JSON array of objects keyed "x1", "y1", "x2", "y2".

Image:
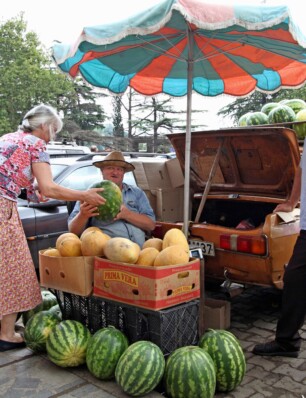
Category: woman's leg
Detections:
[{"x1": 0, "y1": 313, "x2": 23, "y2": 342}]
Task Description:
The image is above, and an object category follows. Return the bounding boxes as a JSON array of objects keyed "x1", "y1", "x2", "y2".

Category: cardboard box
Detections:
[
  {"x1": 93, "y1": 257, "x2": 200, "y2": 311},
  {"x1": 39, "y1": 250, "x2": 94, "y2": 296},
  {"x1": 165, "y1": 157, "x2": 184, "y2": 188},
  {"x1": 203, "y1": 298, "x2": 231, "y2": 330}
]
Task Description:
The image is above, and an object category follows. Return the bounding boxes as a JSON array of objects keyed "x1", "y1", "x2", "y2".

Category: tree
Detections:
[
  {"x1": 0, "y1": 15, "x2": 75, "y2": 135},
  {"x1": 0, "y1": 15, "x2": 107, "y2": 140}
]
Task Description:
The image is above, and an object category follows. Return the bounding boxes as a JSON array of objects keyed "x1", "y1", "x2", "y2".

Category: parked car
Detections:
[
  {"x1": 152, "y1": 126, "x2": 301, "y2": 290},
  {"x1": 19, "y1": 154, "x2": 167, "y2": 270}
]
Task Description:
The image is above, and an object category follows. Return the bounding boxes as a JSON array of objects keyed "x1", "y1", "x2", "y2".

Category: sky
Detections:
[{"x1": 0, "y1": 0, "x2": 303, "y2": 129}]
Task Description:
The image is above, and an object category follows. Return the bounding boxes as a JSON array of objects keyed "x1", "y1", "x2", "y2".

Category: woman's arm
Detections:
[{"x1": 32, "y1": 162, "x2": 106, "y2": 206}]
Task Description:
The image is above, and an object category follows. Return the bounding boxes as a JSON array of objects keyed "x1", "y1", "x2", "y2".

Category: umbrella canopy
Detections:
[{"x1": 52, "y1": 0, "x2": 306, "y2": 235}]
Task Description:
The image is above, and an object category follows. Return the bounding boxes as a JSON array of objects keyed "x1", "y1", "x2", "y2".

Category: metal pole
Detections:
[{"x1": 183, "y1": 26, "x2": 193, "y2": 237}]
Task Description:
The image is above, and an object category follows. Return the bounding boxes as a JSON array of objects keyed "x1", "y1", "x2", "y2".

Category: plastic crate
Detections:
[
  {"x1": 123, "y1": 300, "x2": 199, "y2": 356},
  {"x1": 52, "y1": 289, "x2": 125, "y2": 334},
  {"x1": 52, "y1": 290, "x2": 199, "y2": 356}
]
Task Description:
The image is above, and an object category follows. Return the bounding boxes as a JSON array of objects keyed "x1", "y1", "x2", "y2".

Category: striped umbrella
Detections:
[{"x1": 52, "y1": 0, "x2": 306, "y2": 234}]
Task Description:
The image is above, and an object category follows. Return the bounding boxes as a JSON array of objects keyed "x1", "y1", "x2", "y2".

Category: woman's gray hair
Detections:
[{"x1": 20, "y1": 104, "x2": 63, "y2": 133}]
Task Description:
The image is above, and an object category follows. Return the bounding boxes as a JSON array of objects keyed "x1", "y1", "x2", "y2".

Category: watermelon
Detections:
[
  {"x1": 246, "y1": 112, "x2": 268, "y2": 126},
  {"x1": 115, "y1": 340, "x2": 165, "y2": 397},
  {"x1": 86, "y1": 326, "x2": 129, "y2": 380},
  {"x1": 260, "y1": 102, "x2": 279, "y2": 115},
  {"x1": 199, "y1": 329, "x2": 246, "y2": 392},
  {"x1": 238, "y1": 112, "x2": 252, "y2": 127},
  {"x1": 164, "y1": 345, "x2": 216, "y2": 398},
  {"x1": 46, "y1": 320, "x2": 91, "y2": 367},
  {"x1": 91, "y1": 180, "x2": 122, "y2": 222},
  {"x1": 293, "y1": 109, "x2": 306, "y2": 139},
  {"x1": 47, "y1": 304, "x2": 62, "y2": 321},
  {"x1": 22, "y1": 290, "x2": 58, "y2": 326},
  {"x1": 268, "y1": 104, "x2": 296, "y2": 124},
  {"x1": 280, "y1": 99, "x2": 306, "y2": 114},
  {"x1": 24, "y1": 310, "x2": 60, "y2": 353}
]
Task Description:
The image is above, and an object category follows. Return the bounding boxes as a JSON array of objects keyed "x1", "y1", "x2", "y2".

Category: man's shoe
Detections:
[{"x1": 252, "y1": 341, "x2": 299, "y2": 358}]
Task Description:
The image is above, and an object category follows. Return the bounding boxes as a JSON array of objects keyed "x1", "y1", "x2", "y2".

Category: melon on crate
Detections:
[
  {"x1": 90, "y1": 180, "x2": 122, "y2": 222},
  {"x1": 136, "y1": 247, "x2": 160, "y2": 266},
  {"x1": 58, "y1": 236, "x2": 82, "y2": 257},
  {"x1": 80, "y1": 226, "x2": 103, "y2": 240},
  {"x1": 142, "y1": 237, "x2": 163, "y2": 251},
  {"x1": 81, "y1": 229, "x2": 111, "y2": 256},
  {"x1": 199, "y1": 329, "x2": 246, "y2": 392},
  {"x1": 104, "y1": 237, "x2": 140, "y2": 264},
  {"x1": 162, "y1": 228, "x2": 189, "y2": 252},
  {"x1": 154, "y1": 245, "x2": 189, "y2": 266},
  {"x1": 55, "y1": 232, "x2": 79, "y2": 250}
]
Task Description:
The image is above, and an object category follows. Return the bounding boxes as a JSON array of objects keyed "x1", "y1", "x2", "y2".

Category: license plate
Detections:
[{"x1": 189, "y1": 239, "x2": 215, "y2": 257}]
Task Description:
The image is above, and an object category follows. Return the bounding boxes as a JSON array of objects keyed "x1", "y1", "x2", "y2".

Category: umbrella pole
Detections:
[{"x1": 183, "y1": 27, "x2": 194, "y2": 237}]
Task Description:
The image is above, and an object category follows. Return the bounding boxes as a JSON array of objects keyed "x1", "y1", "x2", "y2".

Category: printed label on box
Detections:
[{"x1": 94, "y1": 257, "x2": 200, "y2": 310}]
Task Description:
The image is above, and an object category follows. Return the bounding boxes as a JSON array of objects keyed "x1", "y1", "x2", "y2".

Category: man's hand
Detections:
[
  {"x1": 80, "y1": 202, "x2": 100, "y2": 218},
  {"x1": 274, "y1": 202, "x2": 295, "y2": 213}
]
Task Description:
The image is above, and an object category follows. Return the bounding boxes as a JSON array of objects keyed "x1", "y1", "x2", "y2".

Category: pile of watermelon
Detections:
[
  {"x1": 23, "y1": 290, "x2": 247, "y2": 397},
  {"x1": 238, "y1": 98, "x2": 306, "y2": 138}
]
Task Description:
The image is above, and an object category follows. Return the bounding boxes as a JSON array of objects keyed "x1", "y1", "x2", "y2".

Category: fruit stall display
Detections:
[
  {"x1": 238, "y1": 98, "x2": 306, "y2": 139},
  {"x1": 30, "y1": 226, "x2": 247, "y2": 395}
]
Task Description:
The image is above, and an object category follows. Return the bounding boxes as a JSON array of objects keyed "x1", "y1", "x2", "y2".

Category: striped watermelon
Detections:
[
  {"x1": 47, "y1": 304, "x2": 62, "y2": 321},
  {"x1": 281, "y1": 99, "x2": 306, "y2": 114},
  {"x1": 294, "y1": 109, "x2": 306, "y2": 138},
  {"x1": 260, "y1": 102, "x2": 279, "y2": 115},
  {"x1": 91, "y1": 180, "x2": 122, "y2": 222},
  {"x1": 115, "y1": 340, "x2": 165, "y2": 397},
  {"x1": 268, "y1": 104, "x2": 296, "y2": 124},
  {"x1": 199, "y1": 329, "x2": 246, "y2": 392},
  {"x1": 238, "y1": 112, "x2": 252, "y2": 127},
  {"x1": 246, "y1": 112, "x2": 268, "y2": 126},
  {"x1": 86, "y1": 326, "x2": 129, "y2": 380},
  {"x1": 46, "y1": 320, "x2": 91, "y2": 367},
  {"x1": 164, "y1": 346, "x2": 216, "y2": 398},
  {"x1": 22, "y1": 290, "x2": 58, "y2": 326},
  {"x1": 24, "y1": 310, "x2": 60, "y2": 353}
]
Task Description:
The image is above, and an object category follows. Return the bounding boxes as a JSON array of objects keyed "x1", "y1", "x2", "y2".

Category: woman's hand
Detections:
[
  {"x1": 274, "y1": 202, "x2": 295, "y2": 213},
  {"x1": 84, "y1": 188, "x2": 106, "y2": 206}
]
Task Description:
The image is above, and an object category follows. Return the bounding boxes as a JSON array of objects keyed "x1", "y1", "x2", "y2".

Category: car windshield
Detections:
[
  {"x1": 51, "y1": 164, "x2": 70, "y2": 179},
  {"x1": 55, "y1": 164, "x2": 136, "y2": 191}
]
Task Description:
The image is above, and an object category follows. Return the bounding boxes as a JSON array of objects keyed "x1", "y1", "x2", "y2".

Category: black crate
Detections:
[
  {"x1": 52, "y1": 289, "x2": 125, "y2": 334},
  {"x1": 123, "y1": 300, "x2": 199, "y2": 356},
  {"x1": 52, "y1": 290, "x2": 199, "y2": 356}
]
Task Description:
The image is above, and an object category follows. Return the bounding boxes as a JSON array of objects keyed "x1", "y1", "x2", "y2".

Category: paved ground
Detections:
[{"x1": 1, "y1": 285, "x2": 306, "y2": 398}]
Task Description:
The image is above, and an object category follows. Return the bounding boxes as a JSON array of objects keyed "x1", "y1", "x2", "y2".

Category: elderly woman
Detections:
[{"x1": 0, "y1": 104, "x2": 105, "y2": 351}]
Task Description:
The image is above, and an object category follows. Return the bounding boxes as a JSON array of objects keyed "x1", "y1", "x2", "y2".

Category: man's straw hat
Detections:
[{"x1": 92, "y1": 151, "x2": 135, "y2": 172}]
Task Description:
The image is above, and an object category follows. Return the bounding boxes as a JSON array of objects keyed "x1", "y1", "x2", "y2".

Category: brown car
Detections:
[{"x1": 151, "y1": 126, "x2": 301, "y2": 290}]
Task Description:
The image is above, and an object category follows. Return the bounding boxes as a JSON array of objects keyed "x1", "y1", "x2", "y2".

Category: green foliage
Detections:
[{"x1": 0, "y1": 15, "x2": 106, "y2": 138}]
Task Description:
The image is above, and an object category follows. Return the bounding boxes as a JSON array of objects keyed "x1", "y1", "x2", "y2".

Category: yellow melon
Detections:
[
  {"x1": 162, "y1": 228, "x2": 189, "y2": 252},
  {"x1": 154, "y1": 245, "x2": 189, "y2": 267},
  {"x1": 43, "y1": 248, "x2": 61, "y2": 257},
  {"x1": 104, "y1": 237, "x2": 140, "y2": 264},
  {"x1": 142, "y1": 238, "x2": 163, "y2": 252},
  {"x1": 80, "y1": 226, "x2": 102, "y2": 240},
  {"x1": 58, "y1": 237, "x2": 82, "y2": 257},
  {"x1": 56, "y1": 232, "x2": 79, "y2": 250},
  {"x1": 81, "y1": 230, "x2": 111, "y2": 256},
  {"x1": 136, "y1": 247, "x2": 160, "y2": 266}
]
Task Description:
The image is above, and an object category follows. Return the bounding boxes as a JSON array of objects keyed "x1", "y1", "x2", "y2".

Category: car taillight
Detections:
[{"x1": 220, "y1": 234, "x2": 266, "y2": 255}]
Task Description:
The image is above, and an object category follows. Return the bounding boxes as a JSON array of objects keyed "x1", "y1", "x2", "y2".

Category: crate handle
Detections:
[
  {"x1": 177, "y1": 271, "x2": 189, "y2": 279},
  {"x1": 167, "y1": 283, "x2": 196, "y2": 296},
  {"x1": 59, "y1": 271, "x2": 66, "y2": 279},
  {"x1": 132, "y1": 289, "x2": 139, "y2": 296}
]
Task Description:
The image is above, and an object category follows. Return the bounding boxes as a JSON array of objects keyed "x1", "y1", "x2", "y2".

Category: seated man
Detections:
[{"x1": 68, "y1": 151, "x2": 156, "y2": 248}]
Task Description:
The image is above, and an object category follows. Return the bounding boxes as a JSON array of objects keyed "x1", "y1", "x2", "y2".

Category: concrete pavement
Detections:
[{"x1": 1, "y1": 286, "x2": 306, "y2": 397}]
